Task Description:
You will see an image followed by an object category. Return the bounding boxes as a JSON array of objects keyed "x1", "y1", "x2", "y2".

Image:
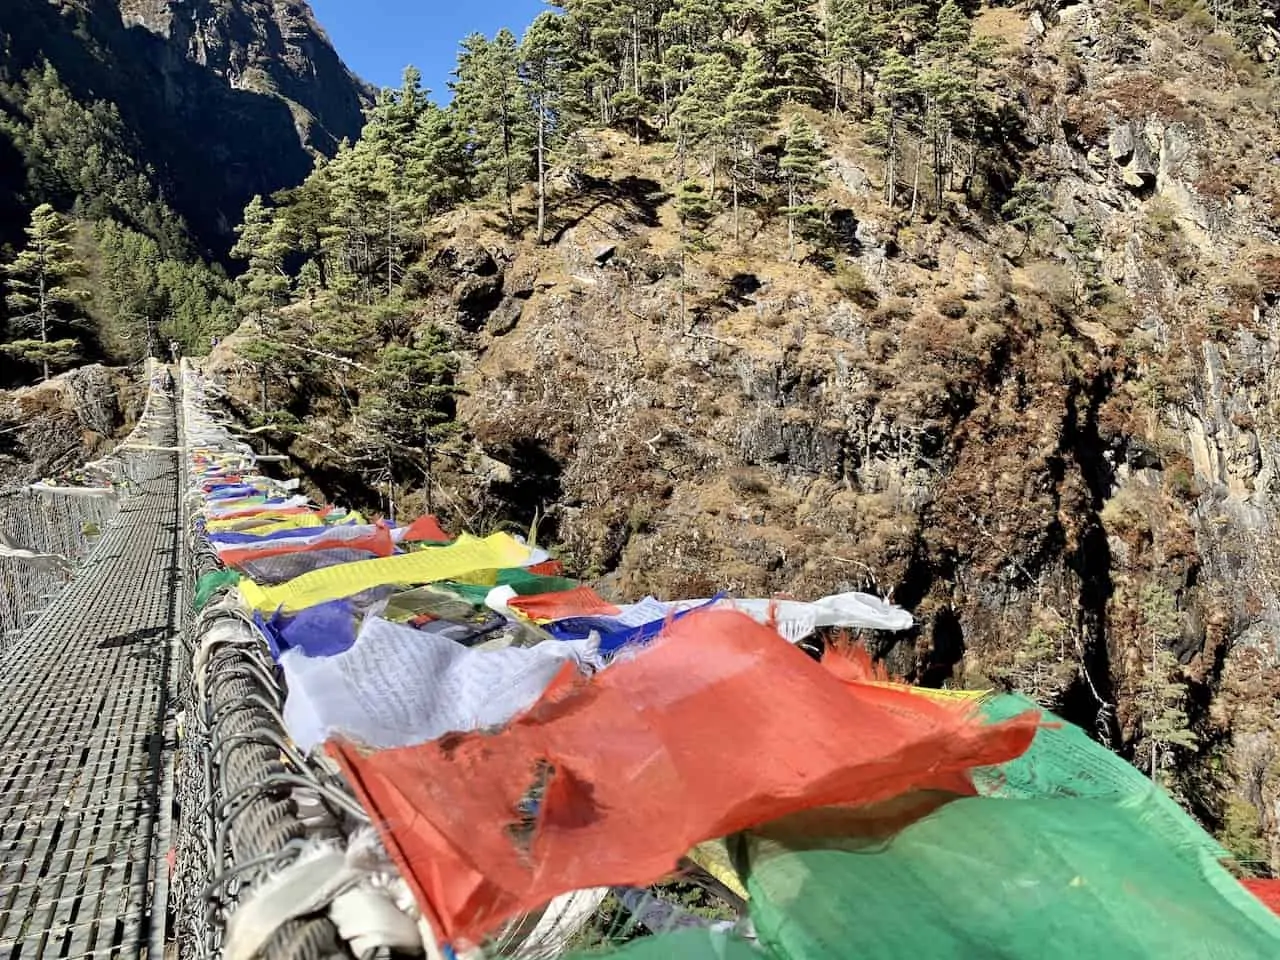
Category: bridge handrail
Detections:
[
  {"x1": 173, "y1": 360, "x2": 358, "y2": 960},
  {"x1": 0, "y1": 359, "x2": 171, "y2": 665}
]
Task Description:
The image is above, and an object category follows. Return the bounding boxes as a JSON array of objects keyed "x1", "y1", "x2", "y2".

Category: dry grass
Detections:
[
  {"x1": 1102, "y1": 74, "x2": 1197, "y2": 124},
  {"x1": 973, "y1": 6, "x2": 1030, "y2": 46}
]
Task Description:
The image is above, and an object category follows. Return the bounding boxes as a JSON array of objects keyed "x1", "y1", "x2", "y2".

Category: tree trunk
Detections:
[
  {"x1": 38, "y1": 271, "x2": 49, "y2": 382},
  {"x1": 886, "y1": 112, "x2": 897, "y2": 208},
  {"x1": 788, "y1": 180, "x2": 796, "y2": 260},
  {"x1": 502, "y1": 107, "x2": 516, "y2": 230},
  {"x1": 679, "y1": 135, "x2": 687, "y2": 328},
  {"x1": 910, "y1": 145, "x2": 922, "y2": 221},
  {"x1": 633, "y1": 13, "x2": 642, "y2": 145},
  {"x1": 425, "y1": 433, "x2": 435, "y2": 514},
  {"x1": 733, "y1": 170, "x2": 740, "y2": 242},
  {"x1": 632, "y1": 13, "x2": 641, "y2": 91},
  {"x1": 537, "y1": 105, "x2": 547, "y2": 245}
]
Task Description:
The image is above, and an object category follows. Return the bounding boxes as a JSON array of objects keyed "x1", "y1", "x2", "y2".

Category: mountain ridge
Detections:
[{"x1": 0, "y1": 0, "x2": 371, "y2": 255}]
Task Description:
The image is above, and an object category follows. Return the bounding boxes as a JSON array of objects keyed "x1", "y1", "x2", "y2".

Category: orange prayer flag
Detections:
[
  {"x1": 507, "y1": 585, "x2": 621, "y2": 622},
  {"x1": 330, "y1": 609, "x2": 1039, "y2": 947}
]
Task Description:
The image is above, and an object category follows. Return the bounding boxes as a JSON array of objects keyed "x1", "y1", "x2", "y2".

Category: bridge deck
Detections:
[{"x1": 0, "y1": 402, "x2": 180, "y2": 960}]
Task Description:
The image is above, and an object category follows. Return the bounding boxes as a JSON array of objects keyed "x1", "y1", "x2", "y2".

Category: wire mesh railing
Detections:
[
  {"x1": 0, "y1": 485, "x2": 120, "y2": 649},
  {"x1": 173, "y1": 361, "x2": 358, "y2": 960},
  {"x1": 0, "y1": 361, "x2": 172, "y2": 665}
]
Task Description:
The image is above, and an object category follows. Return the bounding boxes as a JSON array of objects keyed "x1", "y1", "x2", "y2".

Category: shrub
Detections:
[
  {"x1": 1141, "y1": 199, "x2": 1197, "y2": 279},
  {"x1": 1064, "y1": 100, "x2": 1110, "y2": 145},
  {"x1": 1224, "y1": 269, "x2": 1262, "y2": 304},
  {"x1": 1219, "y1": 797, "x2": 1266, "y2": 862},
  {"x1": 870, "y1": 297, "x2": 913, "y2": 326},
  {"x1": 1026, "y1": 260, "x2": 1076, "y2": 316},
  {"x1": 1254, "y1": 255, "x2": 1280, "y2": 297},
  {"x1": 1179, "y1": 2, "x2": 1216, "y2": 34},
  {"x1": 626, "y1": 502, "x2": 654, "y2": 536},
  {"x1": 935, "y1": 292, "x2": 968, "y2": 318},
  {"x1": 867, "y1": 329, "x2": 895, "y2": 360},
  {"x1": 834, "y1": 262, "x2": 878, "y2": 307},
  {"x1": 1101, "y1": 486, "x2": 1152, "y2": 539},
  {"x1": 728, "y1": 471, "x2": 770, "y2": 497},
  {"x1": 1145, "y1": 198, "x2": 1180, "y2": 238},
  {"x1": 1165, "y1": 463, "x2": 1199, "y2": 501}
]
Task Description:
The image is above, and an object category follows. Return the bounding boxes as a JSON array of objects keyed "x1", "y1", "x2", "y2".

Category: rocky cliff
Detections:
[
  {"x1": 0, "y1": 0, "x2": 369, "y2": 252},
  {"x1": 116, "y1": 0, "x2": 369, "y2": 155}
]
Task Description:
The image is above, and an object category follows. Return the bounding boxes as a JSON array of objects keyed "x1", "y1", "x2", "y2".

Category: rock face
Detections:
[
  {"x1": 116, "y1": 0, "x2": 368, "y2": 155},
  {"x1": 0, "y1": 0, "x2": 369, "y2": 251},
  {"x1": 0, "y1": 365, "x2": 133, "y2": 488}
]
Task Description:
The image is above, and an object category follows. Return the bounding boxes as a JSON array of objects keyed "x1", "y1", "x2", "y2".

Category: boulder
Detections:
[
  {"x1": 1108, "y1": 123, "x2": 1136, "y2": 163},
  {"x1": 487, "y1": 298, "x2": 523, "y2": 337},
  {"x1": 454, "y1": 274, "x2": 504, "y2": 330},
  {"x1": 434, "y1": 240, "x2": 498, "y2": 278}
]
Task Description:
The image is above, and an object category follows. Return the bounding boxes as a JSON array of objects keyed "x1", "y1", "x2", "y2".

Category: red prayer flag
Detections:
[
  {"x1": 330, "y1": 609, "x2": 1039, "y2": 947},
  {"x1": 219, "y1": 525, "x2": 396, "y2": 568},
  {"x1": 1243, "y1": 878, "x2": 1280, "y2": 916},
  {"x1": 507, "y1": 585, "x2": 621, "y2": 622},
  {"x1": 400, "y1": 515, "x2": 454, "y2": 543}
]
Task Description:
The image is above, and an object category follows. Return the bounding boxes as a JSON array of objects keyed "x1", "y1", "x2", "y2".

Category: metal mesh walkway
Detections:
[{"x1": 0, "y1": 389, "x2": 180, "y2": 960}]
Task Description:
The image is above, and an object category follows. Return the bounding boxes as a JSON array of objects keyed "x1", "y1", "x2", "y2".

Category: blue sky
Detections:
[{"x1": 309, "y1": 0, "x2": 551, "y2": 101}]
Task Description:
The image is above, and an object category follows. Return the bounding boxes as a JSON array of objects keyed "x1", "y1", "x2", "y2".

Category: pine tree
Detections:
[
  {"x1": 674, "y1": 52, "x2": 736, "y2": 197},
  {"x1": 870, "y1": 50, "x2": 918, "y2": 210},
  {"x1": 323, "y1": 140, "x2": 382, "y2": 301},
  {"x1": 359, "y1": 326, "x2": 460, "y2": 505},
  {"x1": 552, "y1": 0, "x2": 630, "y2": 126},
  {"x1": 659, "y1": 0, "x2": 731, "y2": 116},
  {"x1": 230, "y1": 196, "x2": 290, "y2": 320},
  {"x1": 779, "y1": 114, "x2": 826, "y2": 260},
  {"x1": 2, "y1": 203, "x2": 88, "y2": 380},
  {"x1": 827, "y1": 0, "x2": 888, "y2": 116},
  {"x1": 1067, "y1": 218, "x2": 1107, "y2": 309},
  {"x1": 1137, "y1": 583, "x2": 1198, "y2": 783},
  {"x1": 762, "y1": 0, "x2": 826, "y2": 105},
  {"x1": 675, "y1": 176, "x2": 715, "y2": 328},
  {"x1": 363, "y1": 331, "x2": 459, "y2": 451},
  {"x1": 451, "y1": 30, "x2": 536, "y2": 228},
  {"x1": 230, "y1": 195, "x2": 292, "y2": 413},
  {"x1": 93, "y1": 219, "x2": 164, "y2": 358},
  {"x1": 273, "y1": 160, "x2": 335, "y2": 290},
  {"x1": 918, "y1": 0, "x2": 977, "y2": 208},
  {"x1": 406, "y1": 104, "x2": 471, "y2": 227},
  {"x1": 675, "y1": 179, "x2": 715, "y2": 251},
  {"x1": 156, "y1": 257, "x2": 235, "y2": 352},
  {"x1": 361, "y1": 69, "x2": 433, "y2": 298},
  {"x1": 521, "y1": 12, "x2": 577, "y2": 244},
  {"x1": 725, "y1": 47, "x2": 773, "y2": 240},
  {"x1": 1001, "y1": 177, "x2": 1053, "y2": 255}
]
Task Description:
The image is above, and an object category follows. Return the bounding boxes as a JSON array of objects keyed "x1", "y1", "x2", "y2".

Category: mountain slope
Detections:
[
  {"x1": 203, "y1": 0, "x2": 1280, "y2": 865},
  {"x1": 0, "y1": 0, "x2": 370, "y2": 255}
]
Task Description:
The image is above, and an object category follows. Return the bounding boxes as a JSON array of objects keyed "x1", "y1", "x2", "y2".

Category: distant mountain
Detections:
[{"x1": 0, "y1": 0, "x2": 372, "y2": 256}]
